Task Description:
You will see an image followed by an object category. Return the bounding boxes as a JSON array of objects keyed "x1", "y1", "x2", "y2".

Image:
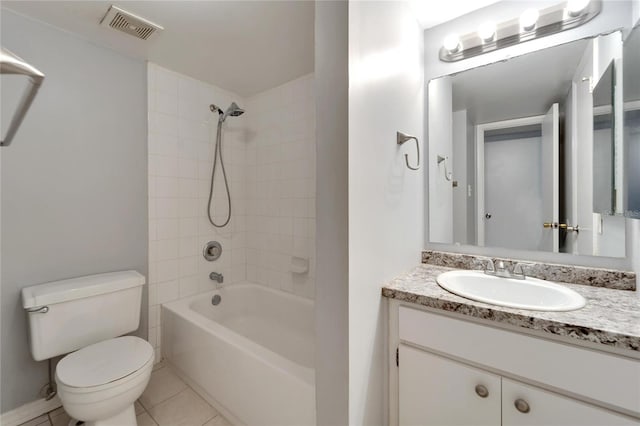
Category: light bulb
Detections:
[
  {"x1": 520, "y1": 8, "x2": 539, "y2": 31},
  {"x1": 566, "y1": 0, "x2": 590, "y2": 17},
  {"x1": 478, "y1": 22, "x2": 496, "y2": 42},
  {"x1": 443, "y1": 34, "x2": 461, "y2": 53}
]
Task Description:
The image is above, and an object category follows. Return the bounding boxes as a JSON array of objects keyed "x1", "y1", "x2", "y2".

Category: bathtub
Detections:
[{"x1": 161, "y1": 282, "x2": 316, "y2": 426}]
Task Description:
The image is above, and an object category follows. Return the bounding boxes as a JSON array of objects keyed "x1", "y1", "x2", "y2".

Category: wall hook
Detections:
[{"x1": 397, "y1": 131, "x2": 420, "y2": 170}]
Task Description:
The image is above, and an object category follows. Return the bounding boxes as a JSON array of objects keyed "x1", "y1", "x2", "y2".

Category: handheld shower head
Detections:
[{"x1": 221, "y1": 102, "x2": 245, "y2": 122}]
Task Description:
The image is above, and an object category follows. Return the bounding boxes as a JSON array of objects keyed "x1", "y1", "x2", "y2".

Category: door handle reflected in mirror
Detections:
[{"x1": 543, "y1": 222, "x2": 579, "y2": 233}]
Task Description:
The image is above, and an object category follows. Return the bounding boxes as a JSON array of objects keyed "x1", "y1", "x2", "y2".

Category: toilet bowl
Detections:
[{"x1": 55, "y1": 336, "x2": 154, "y2": 426}]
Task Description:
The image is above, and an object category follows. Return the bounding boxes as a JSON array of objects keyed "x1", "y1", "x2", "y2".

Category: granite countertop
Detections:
[{"x1": 382, "y1": 264, "x2": 640, "y2": 352}]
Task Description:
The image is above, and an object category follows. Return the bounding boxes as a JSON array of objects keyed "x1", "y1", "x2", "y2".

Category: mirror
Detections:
[
  {"x1": 624, "y1": 25, "x2": 640, "y2": 219},
  {"x1": 427, "y1": 31, "x2": 627, "y2": 257},
  {"x1": 592, "y1": 61, "x2": 615, "y2": 215}
]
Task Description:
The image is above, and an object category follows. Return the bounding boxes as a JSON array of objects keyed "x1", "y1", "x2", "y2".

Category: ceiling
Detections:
[
  {"x1": 2, "y1": 1, "x2": 509, "y2": 96},
  {"x1": 408, "y1": 0, "x2": 501, "y2": 29},
  {"x1": 2, "y1": 1, "x2": 315, "y2": 97},
  {"x1": 450, "y1": 38, "x2": 590, "y2": 124}
]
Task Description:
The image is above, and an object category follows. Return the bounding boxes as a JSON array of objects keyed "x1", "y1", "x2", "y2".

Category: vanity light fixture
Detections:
[
  {"x1": 439, "y1": 0, "x2": 600, "y2": 62},
  {"x1": 519, "y1": 8, "x2": 539, "y2": 32},
  {"x1": 443, "y1": 34, "x2": 461, "y2": 54},
  {"x1": 566, "y1": 0, "x2": 591, "y2": 17},
  {"x1": 478, "y1": 22, "x2": 496, "y2": 42}
]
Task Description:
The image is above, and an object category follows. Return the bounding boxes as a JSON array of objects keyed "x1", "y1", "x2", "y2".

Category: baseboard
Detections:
[{"x1": 0, "y1": 396, "x2": 62, "y2": 426}]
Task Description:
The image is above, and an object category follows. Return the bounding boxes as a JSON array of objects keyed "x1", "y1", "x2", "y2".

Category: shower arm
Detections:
[{"x1": 1, "y1": 47, "x2": 45, "y2": 147}]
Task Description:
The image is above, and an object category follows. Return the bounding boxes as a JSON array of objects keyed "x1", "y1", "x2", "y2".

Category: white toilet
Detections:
[{"x1": 22, "y1": 271, "x2": 154, "y2": 426}]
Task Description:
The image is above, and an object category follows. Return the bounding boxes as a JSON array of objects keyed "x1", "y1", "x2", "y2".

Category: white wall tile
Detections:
[
  {"x1": 155, "y1": 67, "x2": 179, "y2": 96},
  {"x1": 157, "y1": 259, "x2": 179, "y2": 282},
  {"x1": 157, "y1": 280, "x2": 179, "y2": 304},
  {"x1": 148, "y1": 63, "x2": 315, "y2": 360}
]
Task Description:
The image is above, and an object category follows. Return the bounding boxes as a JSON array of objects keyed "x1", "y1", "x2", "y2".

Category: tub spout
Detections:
[{"x1": 209, "y1": 272, "x2": 224, "y2": 283}]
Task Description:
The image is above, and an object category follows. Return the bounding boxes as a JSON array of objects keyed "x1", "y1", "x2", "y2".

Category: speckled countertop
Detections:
[{"x1": 382, "y1": 264, "x2": 640, "y2": 352}]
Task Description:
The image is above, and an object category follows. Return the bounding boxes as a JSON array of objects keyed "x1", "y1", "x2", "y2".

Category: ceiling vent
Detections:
[{"x1": 100, "y1": 5, "x2": 163, "y2": 41}]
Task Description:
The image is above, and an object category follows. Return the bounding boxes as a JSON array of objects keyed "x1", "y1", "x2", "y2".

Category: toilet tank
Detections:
[{"x1": 22, "y1": 271, "x2": 145, "y2": 361}]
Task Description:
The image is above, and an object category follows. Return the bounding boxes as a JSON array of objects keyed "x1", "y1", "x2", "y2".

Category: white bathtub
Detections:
[{"x1": 161, "y1": 282, "x2": 316, "y2": 426}]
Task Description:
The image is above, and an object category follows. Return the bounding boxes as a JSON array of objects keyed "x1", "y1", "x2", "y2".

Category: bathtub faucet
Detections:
[{"x1": 209, "y1": 272, "x2": 224, "y2": 284}]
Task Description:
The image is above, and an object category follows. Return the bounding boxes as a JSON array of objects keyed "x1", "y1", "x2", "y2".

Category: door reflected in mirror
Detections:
[{"x1": 427, "y1": 31, "x2": 627, "y2": 258}]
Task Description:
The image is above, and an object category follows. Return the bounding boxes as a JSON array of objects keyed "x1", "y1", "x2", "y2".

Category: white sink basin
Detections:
[{"x1": 436, "y1": 270, "x2": 586, "y2": 312}]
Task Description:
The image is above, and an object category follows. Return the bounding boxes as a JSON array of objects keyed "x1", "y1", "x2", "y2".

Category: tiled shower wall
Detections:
[
  {"x1": 245, "y1": 75, "x2": 316, "y2": 299},
  {"x1": 147, "y1": 63, "x2": 247, "y2": 362},
  {"x1": 147, "y1": 64, "x2": 316, "y2": 361}
]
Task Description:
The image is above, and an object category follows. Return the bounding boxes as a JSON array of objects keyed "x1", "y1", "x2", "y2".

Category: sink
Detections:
[{"x1": 436, "y1": 270, "x2": 586, "y2": 312}]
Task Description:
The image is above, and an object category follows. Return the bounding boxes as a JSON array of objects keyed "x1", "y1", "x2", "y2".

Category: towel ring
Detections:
[{"x1": 397, "y1": 131, "x2": 420, "y2": 170}]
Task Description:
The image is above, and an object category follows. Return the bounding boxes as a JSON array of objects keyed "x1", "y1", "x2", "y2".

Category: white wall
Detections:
[
  {"x1": 427, "y1": 77, "x2": 453, "y2": 244},
  {"x1": 245, "y1": 75, "x2": 316, "y2": 299},
  {"x1": 314, "y1": 1, "x2": 349, "y2": 424},
  {"x1": 573, "y1": 41, "x2": 596, "y2": 257},
  {"x1": 1, "y1": 9, "x2": 147, "y2": 412},
  {"x1": 348, "y1": 1, "x2": 424, "y2": 424},
  {"x1": 452, "y1": 110, "x2": 467, "y2": 244}
]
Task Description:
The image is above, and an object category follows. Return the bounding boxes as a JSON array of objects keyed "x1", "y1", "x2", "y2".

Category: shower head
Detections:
[{"x1": 221, "y1": 102, "x2": 245, "y2": 122}]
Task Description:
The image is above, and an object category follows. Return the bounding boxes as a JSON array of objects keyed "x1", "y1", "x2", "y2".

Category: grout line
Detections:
[
  {"x1": 200, "y1": 413, "x2": 218, "y2": 426},
  {"x1": 139, "y1": 367, "x2": 191, "y2": 412},
  {"x1": 145, "y1": 386, "x2": 191, "y2": 423}
]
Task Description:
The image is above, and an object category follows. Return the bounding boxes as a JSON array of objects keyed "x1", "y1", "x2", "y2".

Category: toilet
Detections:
[{"x1": 22, "y1": 271, "x2": 154, "y2": 426}]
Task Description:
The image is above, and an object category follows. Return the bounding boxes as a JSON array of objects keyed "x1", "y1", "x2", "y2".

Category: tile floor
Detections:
[{"x1": 19, "y1": 362, "x2": 231, "y2": 426}]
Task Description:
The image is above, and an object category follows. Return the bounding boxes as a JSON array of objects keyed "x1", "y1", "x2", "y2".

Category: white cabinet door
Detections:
[
  {"x1": 399, "y1": 344, "x2": 501, "y2": 426},
  {"x1": 502, "y1": 378, "x2": 640, "y2": 426}
]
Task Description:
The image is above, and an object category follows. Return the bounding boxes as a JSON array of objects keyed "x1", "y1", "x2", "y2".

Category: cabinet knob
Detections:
[
  {"x1": 514, "y1": 398, "x2": 530, "y2": 413},
  {"x1": 475, "y1": 384, "x2": 489, "y2": 398}
]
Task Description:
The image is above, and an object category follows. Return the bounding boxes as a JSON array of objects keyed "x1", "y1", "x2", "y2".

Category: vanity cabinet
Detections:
[
  {"x1": 393, "y1": 305, "x2": 640, "y2": 426},
  {"x1": 399, "y1": 344, "x2": 637, "y2": 425},
  {"x1": 399, "y1": 345, "x2": 501, "y2": 425}
]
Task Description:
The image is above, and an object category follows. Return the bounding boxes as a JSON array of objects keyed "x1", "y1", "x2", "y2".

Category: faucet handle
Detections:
[
  {"x1": 512, "y1": 262, "x2": 533, "y2": 279},
  {"x1": 483, "y1": 258, "x2": 496, "y2": 274}
]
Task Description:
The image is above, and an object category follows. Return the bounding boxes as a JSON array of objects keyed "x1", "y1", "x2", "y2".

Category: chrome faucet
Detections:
[
  {"x1": 209, "y1": 272, "x2": 223, "y2": 284},
  {"x1": 494, "y1": 260, "x2": 511, "y2": 278},
  {"x1": 483, "y1": 259, "x2": 529, "y2": 280}
]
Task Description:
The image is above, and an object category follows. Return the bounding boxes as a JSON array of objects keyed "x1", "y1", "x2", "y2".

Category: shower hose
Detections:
[{"x1": 207, "y1": 118, "x2": 232, "y2": 228}]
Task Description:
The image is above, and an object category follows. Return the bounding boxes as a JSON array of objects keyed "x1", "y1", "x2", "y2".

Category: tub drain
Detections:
[{"x1": 211, "y1": 294, "x2": 222, "y2": 305}]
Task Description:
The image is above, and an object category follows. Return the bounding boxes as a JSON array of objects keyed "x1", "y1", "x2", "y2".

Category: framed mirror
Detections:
[{"x1": 427, "y1": 31, "x2": 626, "y2": 258}]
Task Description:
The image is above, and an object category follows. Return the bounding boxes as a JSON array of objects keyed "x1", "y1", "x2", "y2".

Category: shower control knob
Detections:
[
  {"x1": 485, "y1": 213, "x2": 492, "y2": 219},
  {"x1": 203, "y1": 241, "x2": 222, "y2": 261}
]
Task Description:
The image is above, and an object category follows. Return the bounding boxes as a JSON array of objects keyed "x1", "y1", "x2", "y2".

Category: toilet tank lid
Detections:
[{"x1": 22, "y1": 271, "x2": 145, "y2": 309}]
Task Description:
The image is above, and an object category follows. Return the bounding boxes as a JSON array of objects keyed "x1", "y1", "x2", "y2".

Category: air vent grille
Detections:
[{"x1": 100, "y1": 5, "x2": 163, "y2": 41}]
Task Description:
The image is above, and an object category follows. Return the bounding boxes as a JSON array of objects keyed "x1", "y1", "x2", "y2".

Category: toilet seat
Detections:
[{"x1": 56, "y1": 336, "x2": 153, "y2": 391}]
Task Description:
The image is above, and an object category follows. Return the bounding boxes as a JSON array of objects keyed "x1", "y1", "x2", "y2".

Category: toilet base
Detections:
[{"x1": 69, "y1": 405, "x2": 136, "y2": 426}]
